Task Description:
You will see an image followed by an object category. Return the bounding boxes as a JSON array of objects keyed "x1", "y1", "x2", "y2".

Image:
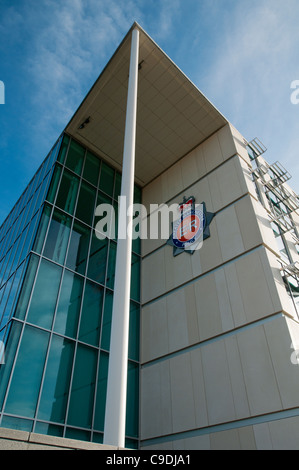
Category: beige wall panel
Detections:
[
  {"x1": 190, "y1": 348, "x2": 209, "y2": 429},
  {"x1": 215, "y1": 205, "x2": 245, "y2": 262},
  {"x1": 169, "y1": 353, "x2": 197, "y2": 433},
  {"x1": 140, "y1": 361, "x2": 172, "y2": 440},
  {"x1": 166, "y1": 290, "x2": 189, "y2": 353},
  {"x1": 264, "y1": 316, "x2": 299, "y2": 409},
  {"x1": 236, "y1": 325, "x2": 283, "y2": 416},
  {"x1": 141, "y1": 298, "x2": 168, "y2": 363},
  {"x1": 268, "y1": 416, "x2": 299, "y2": 450},
  {"x1": 202, "y1": 132, "x2": 224, "y2": 173},
  {"x1": 229, "y1": 124, "x2": 251, "y2": 164},
  {"x1": 201, "y1": 340, "x2": 236, "y2": 424},
  {"x1": 217, "y1": 124, "x2": 237, "y2": 161},
  {"x1": 210, "y1": 428, "x2": 241, "y2": 450},
  {"x1": 141, "y1": 249, "x2": 166, "y2": 303},
  {"x1": 224, "y1": 336, "x2": 250, "y2": 418}
]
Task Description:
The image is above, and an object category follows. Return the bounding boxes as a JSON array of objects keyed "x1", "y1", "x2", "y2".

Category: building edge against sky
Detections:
[{"x1": 0, "y1": 23, "x2": 299, "y2": 450}]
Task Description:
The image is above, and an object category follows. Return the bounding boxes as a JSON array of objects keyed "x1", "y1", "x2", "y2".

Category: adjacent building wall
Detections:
[{"x1": 140, "y1": 123, "x2": 299, "y2": 450}]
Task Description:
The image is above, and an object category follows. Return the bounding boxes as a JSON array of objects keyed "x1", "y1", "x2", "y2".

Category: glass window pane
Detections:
[
  {"x1": 54, "y1": 270, "x2": 83, "y2": 338},
  {"x1": 100, "y1": 290, "x2": 113, "y2": 351},
  {"x1": 114, "y1": 172, "x2": 121, "y2": 200},
  {"x1": 55, "y1": 169, "x2": 79, "y2": 215},
  {"x1": 79, "y1": 280, "x2": 103, "y2": 346},
  {"x1": 65, "y1": 140, "x2": 85, "y2": 175},
  {"x1": 83, "y1": 151, "x2": 100, "y2": 186},
  {"x1": 99, "y1": 162, "x2": 114, "y2": 196},
  {"x1": 14, "y1": 255, "x2": 39, "y2": 320},
  {"x1": 38, "y1": 335, "x2": 75, "y2": 423},
  {"x1": 129, "y1": 302, "x2": 140, "y2": 362},
  {"x1": 43, "y1": 209, "x2": 72, "y2": 265},
  {"x1": 34, "y1": 422, "x2": 64, "y2": 437},
  {"x1": 106, "y1": 241, "x2": 117, "y2": 289},
  {"x1": 46, "y1": 165, "x2": 62, "y2": 204},
  {"x1": 33, "y1": 204, "x2": 52, "y2": 254},
  {"x1": 93, "y1": 352, "x2": 109, "y2": 432},
  {"x1": 66, "y1": 221, "x2": 90, "y2": 276},
  {"x1": 87, "y1": 233, "x2": 108, "y2": 285},
  {"x1": 0, "y1": 321, "x2": 22, "y2": 410},
  {"x1": 4, "y1": 325, "x2": 49, "y2": 418},
  {"x1": 75, "y1": 181, "x2": 96, "y2": 226},
  {"x1": 1, "y1": 416, "x2": 33, "y2": 432},
  {"x1": 67, "y1": 343, "x2": 97, "y2": 428},
  {"x1": 134, "y1": 185, "x2": 141, "y2": 205},
  {"x1": 126, "y1": 361, "x2": 139, "y2": 438},
  {"x1": 130, "y1": 254, "x2": 140, "y2": 302},
  {"x1": 57, "y1": 134, "x2": 70, "y2": 164},
  {"x1": 26, "y1": 259, "x2": 62, "y2": 329}
]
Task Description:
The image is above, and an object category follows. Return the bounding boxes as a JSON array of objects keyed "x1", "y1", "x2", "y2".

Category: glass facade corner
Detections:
[{"x1": 0, "y1": 134, "x2": 141, "y2": 448}]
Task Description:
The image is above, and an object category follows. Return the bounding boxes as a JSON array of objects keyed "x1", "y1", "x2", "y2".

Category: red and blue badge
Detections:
[{"x1": 167, "y1": 197, "x2": 215, "y2": 256}]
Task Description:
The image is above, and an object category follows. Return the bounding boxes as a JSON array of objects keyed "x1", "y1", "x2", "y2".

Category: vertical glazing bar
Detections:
[{"x1": 103, "y1": 26, "x2": 139, "y2": 448}]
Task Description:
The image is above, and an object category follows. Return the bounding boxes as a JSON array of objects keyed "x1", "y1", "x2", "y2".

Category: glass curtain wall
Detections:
[{"x1": 0, "y1": 134, "x2": 141, "y2": 449}]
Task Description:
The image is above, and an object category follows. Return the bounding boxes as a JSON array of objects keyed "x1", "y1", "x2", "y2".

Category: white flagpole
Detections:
[{"x1": 103, "y1": 26, "x2": 139, "y2": 448}]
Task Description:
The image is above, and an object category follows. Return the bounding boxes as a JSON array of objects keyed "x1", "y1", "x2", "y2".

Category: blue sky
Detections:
[{"x1": 0, "y1": 0, "x2": 299, "y2": 225}]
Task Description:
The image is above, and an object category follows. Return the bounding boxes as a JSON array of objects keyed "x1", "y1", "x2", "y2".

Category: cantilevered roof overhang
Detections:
[{"x1": 65, "y1": 22, "x2": 228, "y2": 187}]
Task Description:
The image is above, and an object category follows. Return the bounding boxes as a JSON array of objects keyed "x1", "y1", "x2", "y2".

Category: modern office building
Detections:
[{"x1": 0, "y1": 23, "x2": 299, "y2": 450}]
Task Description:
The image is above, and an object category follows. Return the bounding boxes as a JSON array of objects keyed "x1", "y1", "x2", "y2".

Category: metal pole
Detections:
[{"x1": 103, "y1": 27, "x2": 139, "y2": 448}]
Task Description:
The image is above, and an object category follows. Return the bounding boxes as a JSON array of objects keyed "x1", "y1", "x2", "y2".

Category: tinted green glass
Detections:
[
  {"x1": 114, "y1": 172, "x2": 121, "y2": 200},
  {"x1": 1, "y1": 416, "x2": 33, "y2": 432},
  {"x1": 5, "y1": 325, "x2": 49, "y2": 418},
  {"x1": 57, "y1": 134, "x2": 70, "y2": 164},
  {"x1": 33, "y1": 204, "x2": 52, "y2": 254},
  {"x1": 99, "y1": 162, "x2": 114, "y2": 196},
  {"x1": 126, "y1": 361, "x2": 139, "y2": 438},
  {"x1": 87, "y1": 232, "x2": 108, "y2": 285},
  {"x1": 65, "y1": 428, "x2": 91, "y2": 441},
  {"x1": 55, "y1": 169, "x2": 79, "y2": 215},
  {"x1": 100, "y1": 290, "x2": 113, "y2": 351},
  {"x1": 46, "y1": 165, "x2": 62, "y2": 204},
  {"x1": 38, "y1": 335, "x2": 75, "y2": 423},
  {"x1": 130, "y1": 253, "x2": 140, "y2": 302},
  {"x1": 79, "y1": 280, "x2": 103, "y2": 346},
  {"x1": 93, "y1": 352, "x2": 109, "y2": 432},
  {"x1": 0, "y1": 321, "x2": 22, "y2": 410},
  {"x1": 83, "y1": 151, "x2": 100, "y2": 186},
  {"x1": 106, "y1": 241, "x2": 117, "y2": 289},
  {"x1": 34, "y1": 422, "x2": 64, "y2": 437},
  {"x1": 65, "y1": 140, "x2": 85, "y2": 175},
  {"x1": 26, "y1": 259, "x2": 62, "y2": 329},
  {"x1": 134, "y1": 185, "x2": 142, "y2": 204},
  {"x1": 54, "y1": 270, "x2": 83, "y2": 338},
  {"x1": 67, "y1": 344, "x2": 97, "y2": 428},
  {"x1": 14, "y1": 255, "x2": 39, "y2": 320},
  {"x1": 66, "y1": 221, "x2": 90, "y2": 275},
  {"x1": 43, "y1": 209, "x2": 72, "y2": 265},
  {"x1": 129, "y1": 302, "x2": 140, "y2": 362},
  {"x1": 75, "y1": 181, "x2": 96, "y2": 226}
]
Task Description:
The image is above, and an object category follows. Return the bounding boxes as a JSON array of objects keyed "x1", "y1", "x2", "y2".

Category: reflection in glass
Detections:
[
  {"x1": 43, "y1": 209, "x2": 72, "y2": 265},
  {"x1": 66, "y1": 221, "x2": 90, "y2": 275},
  {"x1": 38, "y1": 335, "x2": 75, "y2": 423},
  {"x1": 67, "y1": 344, "x2": 97, "y2": 428},
  {"x1": 83, "y1": 151, "x2": 100, "y2": 186},
  {"x1": 87, "y1": 233, "x2": 108, "y2": 285},
  {"x1": 75, "y1": 181, "x2": 96, "y2": 226},
  {"x1": 26, "y1": 259, "x2": 62, "y2": 329},
  {"x1": 55, "y1": 169, "x2": 79, "y2": 215},
  {"x1": 65, "y1": 140, "x2": 85, "y2": 175},
  {"x1": 54, "y1": 270, "x2": 83, "y2": 338},
  {"x1": 79, "y1": 280, "x2": 103, "y2": 347},
  {"x1": 4, "y1": 325, "x2": 49, "y2": 418}
]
